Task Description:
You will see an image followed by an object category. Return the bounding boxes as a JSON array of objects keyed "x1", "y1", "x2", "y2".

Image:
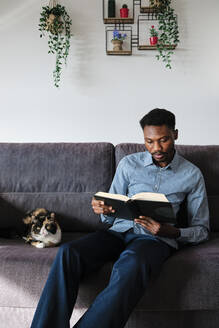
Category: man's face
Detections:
[{"x1": 143, "y1": 125, "x2": 178, "y2": 167}]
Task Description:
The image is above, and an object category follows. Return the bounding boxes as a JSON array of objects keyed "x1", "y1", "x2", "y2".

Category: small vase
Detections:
[
  {"x1": 150, "y1": 36, "x2": 158, "y2": 45},
  {"x1": 120, "y1": 8, "x2": 129, "y2": 18},
  {"x1": 111, "y1": 40, "x2": 123, "y2": 51}
]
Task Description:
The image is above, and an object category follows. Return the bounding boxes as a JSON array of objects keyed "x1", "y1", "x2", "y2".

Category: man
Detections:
[{"x1": 31, "y1": 108, "x2": 209, "y2": 328}]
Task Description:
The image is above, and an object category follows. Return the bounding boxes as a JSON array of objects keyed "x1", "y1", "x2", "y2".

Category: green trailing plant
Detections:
[
  {"x1": 39, "y1": 3, "x2": 72, "y2": 87},
  {"x1": 150, "y1": 0, "x2": 179, "y2": 69}
]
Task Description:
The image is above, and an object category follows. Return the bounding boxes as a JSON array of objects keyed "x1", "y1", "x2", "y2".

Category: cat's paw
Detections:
[{"x1": 33, "y1": 242, "x2": 45, "y2": 248}]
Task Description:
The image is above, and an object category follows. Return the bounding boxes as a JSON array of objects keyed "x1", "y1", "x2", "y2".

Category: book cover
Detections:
[{"x1": 94, "y1": 191, "x2": 176, "y2": 223}]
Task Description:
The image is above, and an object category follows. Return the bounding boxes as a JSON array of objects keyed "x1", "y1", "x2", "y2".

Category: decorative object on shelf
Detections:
[
  {"x1": 108, "y1": 0, "x2": 116, "y2": 18},
  {"x1": 38, "y1": 0, "x2": 72, "y2": 87},
  {"x1": 140, "y1": 0, "x2": 161, "y2": 13},
  {"x1": 111, "y1": 28, "x2": 127, "y2": 51},
  {"x1": 150, "y1": 0, "x2": 179, "y2": 68},
  {"x1": 106, "y1": 26, "x2": 132, "y2": 55},
  {"x1": 103, "y1": 0, "x2": 134, "y2": 24},
  {"x1": 120, "y1": 4, "x2": 129, "y2": 18},
  {"x1": 149, "y1": 25, "x2": 158, "y2": 45}
]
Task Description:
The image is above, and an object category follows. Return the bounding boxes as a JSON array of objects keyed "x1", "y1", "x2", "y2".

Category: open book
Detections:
[{"x1": 94, "y1": 191, "x2": 175, "y2": 223}]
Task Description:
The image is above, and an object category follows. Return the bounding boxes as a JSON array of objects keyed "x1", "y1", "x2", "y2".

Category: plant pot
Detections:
[
  {"x1": 150, "y1": 36, "x2": 158, "y2": 45},
  {"x1": 120, "y1": 8, "x2": 129, "y2": 18},
  {"x1": 46, "y1": 13, "x2": 63, "y2": 34},
  {"x1": 111, "y1": 40, "x2": 123, "y2": 51},
  {"x1": 150, "y1": 0, "x2": 161, "y2": 8}
]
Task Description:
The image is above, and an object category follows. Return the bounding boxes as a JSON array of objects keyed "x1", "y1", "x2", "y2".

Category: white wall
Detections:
[{"x1": 0, "y1": 0, "x2": 218, "y2": 145}]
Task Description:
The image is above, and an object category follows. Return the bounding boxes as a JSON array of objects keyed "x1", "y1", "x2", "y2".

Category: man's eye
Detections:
[{"x1": 160, "y1": 138, "x2": 168, "y2": 142}]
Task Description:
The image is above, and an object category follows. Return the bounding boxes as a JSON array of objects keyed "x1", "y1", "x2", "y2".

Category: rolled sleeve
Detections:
[{"x1": 177, "y1": 171, "x2": 210, "y2": 245}]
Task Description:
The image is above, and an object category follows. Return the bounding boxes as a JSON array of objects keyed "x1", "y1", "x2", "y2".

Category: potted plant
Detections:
[
  {"x1": 120, "y1": 4, "x2": 129, "y2": 18},
  {"x1": 149, "y1": 25, "x2": 158, "y2": 45},
  {"x1": 150, "y1": 0, "x2": 179, "y2": 69},
  {"x1": 39, "y1": 2, "x2": 72, "y2": 87},
  {"x1": 111, "y1": 29, "x2": 127, "y2": 51}
]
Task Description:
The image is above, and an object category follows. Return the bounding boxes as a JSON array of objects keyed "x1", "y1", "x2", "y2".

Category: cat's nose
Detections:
[{"x1": 46, "y1": 223, "x2": 57, "y2": 234}]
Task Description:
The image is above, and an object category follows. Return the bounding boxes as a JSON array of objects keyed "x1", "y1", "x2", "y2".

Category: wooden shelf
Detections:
[
  {"x1": 138, "y1": 45, "x2": 177, "y2": 50},
  {"x1": 104, "y1": 18, "x2": 134, "y2": 24},
  {"x1": 107, "y1": 50, "x2": 132, "y2": 56},
  {"x1": 140, "y1": 7, "x2": 157, "y2": 13}
]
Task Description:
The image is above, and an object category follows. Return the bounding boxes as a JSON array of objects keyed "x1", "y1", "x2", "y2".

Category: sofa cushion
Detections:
[
  {"x1": 115, "y1": 144, "x2": 219, "y2": 232},
  {"x1": 0, "y1": 192, "x2": 109, "y2": 233},
  {"x1": 0, "y1": 143, "x2": 115, "y2": 193},
  {"x1": 1, "y1": 233, "x2": 218, "y2": 312},
  {"x1": 0, "y1": 233, "x2": 84, "y2": 308},
  {"x1": 0, "y1": 143, "x2": 114, "y2": 232}
]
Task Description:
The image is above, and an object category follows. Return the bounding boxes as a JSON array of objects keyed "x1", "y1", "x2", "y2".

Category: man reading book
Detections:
[{"x1": 31, "y1": 108, "x2": 209, "y2": 328}]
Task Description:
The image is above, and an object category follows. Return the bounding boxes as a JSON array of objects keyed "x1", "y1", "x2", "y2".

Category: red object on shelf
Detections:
[
  {"x1": 150, "y1": 36, "x2": 158, "y2": 45},
  {"x1": 120, "y1": 8, "x2": 129, "y2": 18}
]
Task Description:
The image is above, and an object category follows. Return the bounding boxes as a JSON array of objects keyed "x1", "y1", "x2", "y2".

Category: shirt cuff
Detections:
[{"x1": 177, "y1": 228, "x2": 195, "y2": 243}]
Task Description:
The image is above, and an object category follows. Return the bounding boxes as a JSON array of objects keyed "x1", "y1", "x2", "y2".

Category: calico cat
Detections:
[{"x1": 22, "y1": 208, "x2": 62, "y2": 248}]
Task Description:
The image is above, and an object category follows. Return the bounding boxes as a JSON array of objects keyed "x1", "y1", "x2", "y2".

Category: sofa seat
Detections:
[{"x1": 1, "y1": 232, "x2": 219, "y2": 312}]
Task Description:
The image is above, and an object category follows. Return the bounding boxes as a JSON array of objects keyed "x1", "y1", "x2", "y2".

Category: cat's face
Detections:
[
  {"x1": 31, "y1": 214, "x2": 57, "y2": 237},
  {"x1": 23, "y1": 208, "x2": 61, "y2": 248},
  {"x1": 23, "y1": 208, "x2": 58, "y2": 237}
]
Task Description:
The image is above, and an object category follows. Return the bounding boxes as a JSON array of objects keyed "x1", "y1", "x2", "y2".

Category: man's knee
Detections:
[{"x1": 56, "y1": 241, "x2": 80, "y2": 263}]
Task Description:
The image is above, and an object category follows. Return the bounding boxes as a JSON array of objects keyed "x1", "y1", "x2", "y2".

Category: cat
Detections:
[{"x1": 22, "y1": 208, "x2": 62, "y2": 248}]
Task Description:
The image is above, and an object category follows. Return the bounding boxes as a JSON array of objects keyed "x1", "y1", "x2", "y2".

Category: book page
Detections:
[
  {"x1": 131, "y1": 192, "x2": 168, "y2": 202},
  {"x1": 95, "y1": 192, "x2": 130, "y2": 202}
]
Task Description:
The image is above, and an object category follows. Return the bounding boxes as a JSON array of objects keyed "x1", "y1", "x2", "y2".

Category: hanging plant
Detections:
[
  {"x1": 39, "y1": 1, "x2": 72, "y2": 87},
  {"x1": 150, "y1": 0, "x2": 179, "y2": 69}
]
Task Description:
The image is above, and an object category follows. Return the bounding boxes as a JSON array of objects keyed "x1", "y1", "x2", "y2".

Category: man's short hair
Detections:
[{"x1": 139, "y1": 108, "x2": 176, "y2": 130}]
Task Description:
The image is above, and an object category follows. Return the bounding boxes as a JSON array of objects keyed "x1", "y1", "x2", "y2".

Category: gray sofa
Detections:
[{"x1": 0, "y1": 142, "x2": 219, "y2": 328}]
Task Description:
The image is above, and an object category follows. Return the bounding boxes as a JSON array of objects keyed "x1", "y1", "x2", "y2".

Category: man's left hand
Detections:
[{"x1": 134, "y1": 216, "x2": 180, "y2": 238}]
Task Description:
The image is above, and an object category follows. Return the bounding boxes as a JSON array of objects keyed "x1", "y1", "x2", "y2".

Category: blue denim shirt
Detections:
[{"x1": 101, "y1": 151, "x2": 210, "y2": 249}]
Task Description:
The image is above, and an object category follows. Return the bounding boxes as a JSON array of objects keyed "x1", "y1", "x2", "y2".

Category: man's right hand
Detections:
[{"x1": 91, "y1": 198, "x2": 115, "y2": 215}]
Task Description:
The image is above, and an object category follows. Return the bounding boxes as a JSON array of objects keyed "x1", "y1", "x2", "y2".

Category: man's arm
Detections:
[
  {"x1": 176, "y1": 172, "x2": 210, "y2": 244},
  {"x1": 135, "y1": 171, "x2": 209, "y2": 244}
]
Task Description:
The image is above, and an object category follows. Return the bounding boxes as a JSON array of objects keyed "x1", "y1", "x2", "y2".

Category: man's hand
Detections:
[
  {"x1": 91, "y1": 198, "x2": 115, "y2": 215},
  {"x1": 134, "y1": 216, "x2": 180, "y2": 238}
]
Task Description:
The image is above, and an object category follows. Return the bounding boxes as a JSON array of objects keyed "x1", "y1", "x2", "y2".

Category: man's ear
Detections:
[{"x1": 174, "y1": 129, "x2": 178, "y2": 141}]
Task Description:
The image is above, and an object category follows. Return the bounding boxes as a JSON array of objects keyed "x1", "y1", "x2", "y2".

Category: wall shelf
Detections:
[
  {"x1": 103, "y1": 1, "x2": 178, "y2": 56},
  {"x1": 138, "y1": 44, "x2": 176, "y2": 50},
  {"x1": 104, "y1": 18, "x2": 134, "y2": 24},
  {"x1": 140, "y1": 7, "x2": 157, "y2": 13},
  {"x1": 107, "y1": 50, "x2": 132, "y2": 55}
]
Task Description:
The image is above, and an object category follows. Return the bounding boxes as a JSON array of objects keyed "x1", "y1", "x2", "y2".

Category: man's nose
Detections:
[{"x1": 152, "y1": 142, "x2": 162, "y2": 152}]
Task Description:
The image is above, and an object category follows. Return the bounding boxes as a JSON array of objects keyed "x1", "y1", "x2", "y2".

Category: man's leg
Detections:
[
  {"x1": 74, "y1": 234, "x2": 172, "y2": 328},
  {"x1": 30, "y1": 230, "x2": 125, "y2": 328}
]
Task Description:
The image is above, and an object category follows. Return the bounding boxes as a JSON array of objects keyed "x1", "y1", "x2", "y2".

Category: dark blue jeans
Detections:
[{"x1": 31, "y1": 230, "x2": 172, "y2": 328}]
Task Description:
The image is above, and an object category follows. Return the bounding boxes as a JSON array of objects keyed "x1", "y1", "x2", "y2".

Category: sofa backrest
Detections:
[
  {"x1": 115, "y1": 143, "x2": 219, "y2": 232},
  {"x1": 0, "y1": 143, "x2": 114, "y2": 233}
]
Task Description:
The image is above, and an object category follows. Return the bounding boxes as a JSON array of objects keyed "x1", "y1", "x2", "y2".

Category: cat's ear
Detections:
[
  {"x1": 50, "y1": 212, "x2": 55, "y2": 219},
  {"x1": 23, "y1": 215, "x2": 32, "y2": 225},
  {"x1": 31, "y1": 215, "x2": 37, "y2": 223}
]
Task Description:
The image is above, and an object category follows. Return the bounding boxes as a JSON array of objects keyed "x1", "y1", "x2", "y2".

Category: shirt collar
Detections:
[{"x1": 142, "y1": 150, "x2": 180, "y2": 173}]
